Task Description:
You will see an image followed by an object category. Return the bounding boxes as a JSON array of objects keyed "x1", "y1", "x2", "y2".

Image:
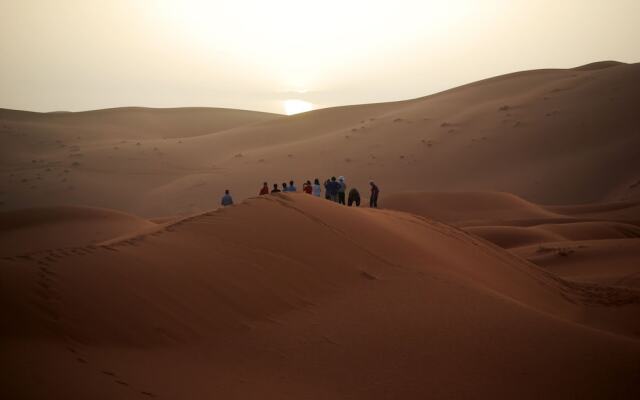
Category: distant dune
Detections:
[
  {"x1": 385, "y1": 191, "x2": 640, "y2": 293},
  {"x1": 0, "y1": 206, "x2": 157, "y2": 256},
  {"x1": 2, "y1": 194, "x2": 639, "y2": 399},
  {"x1": 1, "y1": 61, "x2": 639, "y2": 216},
  {"x1": 383, "y1": 191, "x2": 559, "y2": 225}
]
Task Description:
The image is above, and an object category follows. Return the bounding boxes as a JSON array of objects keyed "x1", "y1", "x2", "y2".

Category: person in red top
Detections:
[
  {"x1": 259, "y1": 182, "x2": 269, "y2": 195},
  {"x1": 303, "y1": 180, "x2": 313, "y2": 194}
]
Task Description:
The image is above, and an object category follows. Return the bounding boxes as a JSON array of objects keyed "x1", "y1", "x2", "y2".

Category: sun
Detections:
[{"x1": 283, "y1": 99, "x2": 313, "y2": 115}]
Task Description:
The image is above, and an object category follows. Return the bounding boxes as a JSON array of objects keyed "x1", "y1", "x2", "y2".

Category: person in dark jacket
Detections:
[
  {"x1": 327, "y1": 176, "x2": 340, "y2": 202},
  {"x1": 369, "y1": 181, "x2": 380, "y2": 208},
  {"x1": 259, "y1": 182, "x2": 269, "y2": 195},
  {"x1": 271, "y1": 183, "x2": 281, "y2": 193},
  {"x1": 348, "y1": 188, "x2": 361, "y2": 207},
  {"x1": 324, "y1": 179, "x2": 331, "y2": 200}
]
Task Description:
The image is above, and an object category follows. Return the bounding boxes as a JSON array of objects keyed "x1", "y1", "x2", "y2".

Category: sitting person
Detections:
[
  {"x1": 221, "y1": 189, "x2": 233, "y2": 206},
  {"x1": 271, "y1": 183, "x2": 281, "y2": 193}
]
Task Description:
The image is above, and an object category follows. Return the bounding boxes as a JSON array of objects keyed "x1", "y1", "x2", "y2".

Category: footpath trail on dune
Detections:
[{"x1": 1, "y1": 194, "x2": 639, "y2": 399}]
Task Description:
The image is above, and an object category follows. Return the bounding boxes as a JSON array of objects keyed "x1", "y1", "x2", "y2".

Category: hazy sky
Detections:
[{"x1": 1, "y1": 0, "x2": 639, "y2": 115}]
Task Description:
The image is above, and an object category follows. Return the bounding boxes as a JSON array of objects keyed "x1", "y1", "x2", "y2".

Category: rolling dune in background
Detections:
[{"x1": 1, "y1": 61, "x2": 639, "y2": 217}]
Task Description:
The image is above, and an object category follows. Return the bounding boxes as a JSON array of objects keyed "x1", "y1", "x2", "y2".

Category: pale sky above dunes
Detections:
[{"x1": 1, "y1": 0, "x2": 639, "y2": 115}]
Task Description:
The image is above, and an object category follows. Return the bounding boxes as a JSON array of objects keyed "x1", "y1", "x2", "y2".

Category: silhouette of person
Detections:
[
  {"x1": 259, "y1": 182, "x2": 269, "y2": 195},
  {"x1": 221, "y1": 189, "x2": 233, "y2": 206}
]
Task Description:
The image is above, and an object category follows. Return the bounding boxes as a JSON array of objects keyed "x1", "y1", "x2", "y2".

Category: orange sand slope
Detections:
[
  {"x1": 385, "y1": 191, "x2": 640, "y2": 291},
  {"x1": 2, "y1": 61, "x2": 639, "y2": 216},
  {"x1": 1, "y1": 194, "x2": 639, "y2": 399},
  {"x1": 0, "y1": 206, "x2": 158, "y2": 257}
]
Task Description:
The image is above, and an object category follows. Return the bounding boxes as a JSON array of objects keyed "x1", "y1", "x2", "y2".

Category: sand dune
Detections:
[
  {"x1": 385, "y1": 191, "x2": 640, "y2": 294},
  {"x1": 383, "y1": 191, "x2": 560, "y2": 226},
  {"x1": 465, "y1": 221, "x2": 640, "y2": 249},
  {"x1": 0, "y1": 206, "x2": 157, "y2": 257},
  {"x1": 513, "y1": 239, "x2": 640, "y2": 288},
  {"x1": 2, "y1": 62, "x2": 640, "y2": 216},
  {"x1": 464, "y1": 225, "x2": 566, "y2": 248},
  {"x1": 1, "y1": 194, "x2": 639, "y2": 399},
  {"x1": 545, "y1": 201, "x2": 640, "y2": 222},
  {"x1": 0, "y1": 106, "x2": 281, "y2": 140}
]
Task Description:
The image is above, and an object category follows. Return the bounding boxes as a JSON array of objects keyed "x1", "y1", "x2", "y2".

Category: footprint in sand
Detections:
[{"x1": 360, "y1": 271, "x2": 378, "y2": 280}]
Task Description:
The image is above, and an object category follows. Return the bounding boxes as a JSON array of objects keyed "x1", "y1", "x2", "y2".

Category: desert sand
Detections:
[
  {"x1": 2, "y1": 194, "x2": 640, "y2": 399},
  {"x1": 2, "y1": 62, "x2": 640, "y2": 399}
]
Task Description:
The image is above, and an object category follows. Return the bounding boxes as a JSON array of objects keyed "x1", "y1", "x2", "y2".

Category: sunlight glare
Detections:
[{"x1": 283, "y1": 99, "x2": 313, "y2": 115}]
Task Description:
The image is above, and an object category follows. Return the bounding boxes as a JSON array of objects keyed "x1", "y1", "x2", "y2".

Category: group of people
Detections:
[{"x1": 221, "y1": 177, "x2": 380, "y2": 208}]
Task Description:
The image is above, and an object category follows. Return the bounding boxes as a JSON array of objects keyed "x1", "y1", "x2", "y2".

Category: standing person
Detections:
[
  {"x1": 289, "y1": 180, "x2": 297, "y2": 192},
  {"x1": 337, "y1": 176, "x2": 347, "y2": 205},
  {"x1": 271, "y1": 183, "x2": 281, "y2": 193},
  {"x1": 221, "y1": 189, "x2": 234, "y2": 207},
  {"x1": 259, "y1": 182, "x2": 269, "y2": 195},
  {"x1": 348, "y1": 188, "x2": 361, "y2": 207},
  {"x1": 327, "y1": 176, "x2": 340, "y2": 202},
  {"x1": 303, "y1": 180, "x2": 313, "y2": 194},
  {"x1": 282, "y1": 182, "x2": 288, "y2": 192},
  {"x1": 324, "y1": 179, "x2": 331, "y2": 200},
  {"x1": 312, "y1": 178, "x2": 322, "y2": 197},
  {"x1": 369, "y1": 180, "x2": 380, "y2": 208}
]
